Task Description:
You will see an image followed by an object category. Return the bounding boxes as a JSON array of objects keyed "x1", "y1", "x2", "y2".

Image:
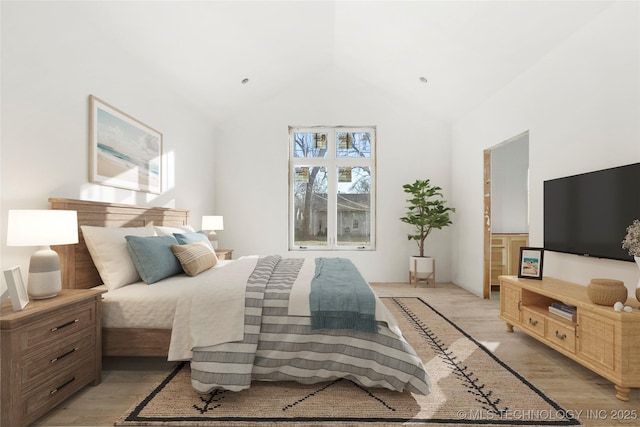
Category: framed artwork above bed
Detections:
[{"x1": 89, "y1": 95, "x2": 162, "y2": 194}]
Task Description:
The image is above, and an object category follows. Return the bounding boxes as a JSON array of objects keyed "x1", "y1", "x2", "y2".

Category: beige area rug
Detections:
[{"x1": 116, "y1": 297, "x2": 580, "y2": 426}]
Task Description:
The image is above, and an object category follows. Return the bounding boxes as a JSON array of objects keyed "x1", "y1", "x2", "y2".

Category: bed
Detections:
[
  {"x1": 50, "y1": 198, "x2": 430, "y2": 394},
  {"x1": 50, "y1": 198, "x2": 189, "y2": 356}
]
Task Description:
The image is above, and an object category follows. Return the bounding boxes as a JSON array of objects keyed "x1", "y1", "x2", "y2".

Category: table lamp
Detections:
[
  {"x1": 7, "y1": 210, "x2": 78, "y2": 299},
  {"x1": 201, "y1": 215, "x2": 224, "y2": 249}
]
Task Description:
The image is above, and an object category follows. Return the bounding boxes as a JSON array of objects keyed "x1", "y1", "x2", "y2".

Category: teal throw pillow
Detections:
[
  {"x1": 173, "y1": 231, "x2": 214, "y2": 250},
  {"x1": 125, "y1": 235, "x2": 183, "y2": 284}
]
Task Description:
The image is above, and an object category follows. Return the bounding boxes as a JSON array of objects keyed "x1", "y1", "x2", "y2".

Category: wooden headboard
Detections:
[{"x1": 49, "y1": 198, "x2": 190, "y2": 289}]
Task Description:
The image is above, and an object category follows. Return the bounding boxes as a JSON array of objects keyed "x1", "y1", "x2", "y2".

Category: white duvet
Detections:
[
  {"x1": 100, "y1": 257, "x2": 402, "y2": 362},
  {"x1": 168, "y1": 257, "x2": 402, "y2": 361},
  {"x1": 168, "y1": 257, "x2": 259, "y2": 360},
  {"x1": 98, "y1": 260, "x2": 236, "y2": 329}
]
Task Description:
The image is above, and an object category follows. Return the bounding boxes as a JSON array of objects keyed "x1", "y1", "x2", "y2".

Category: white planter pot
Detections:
[{"x1": 409, "y1": 256, "x2": 434, "y2": 278}]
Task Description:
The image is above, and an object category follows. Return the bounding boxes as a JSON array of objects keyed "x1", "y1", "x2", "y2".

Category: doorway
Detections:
[{"x1": 483, "y1": 131, "x2": 530, "y2": 299}]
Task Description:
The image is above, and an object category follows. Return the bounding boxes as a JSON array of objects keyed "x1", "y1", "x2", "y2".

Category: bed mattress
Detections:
[{"x1": 98, "y1": 260, "x2": 234, "y2": 329}]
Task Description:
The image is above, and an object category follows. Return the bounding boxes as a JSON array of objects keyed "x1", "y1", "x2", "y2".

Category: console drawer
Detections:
[
  {"x1": 521, "y1": 307, "x2": 545, "y2": 337},
  {"x1": 545, "y1": 317, "x2": 576, "y2": 353}
]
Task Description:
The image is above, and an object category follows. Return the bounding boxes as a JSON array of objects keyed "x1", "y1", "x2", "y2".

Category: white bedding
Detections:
[
  {"x1": 168, "y1": 257, "x2": 259, "y2": 359},
  {"x1": 100, "y1": 257, "x2": 401, "y2": 339},
  {"x1": 181, "y1": 255, "x2": 430, "y2": 394},
  {"x1": 98, "y1": 256, "x2": 430, "y2": 395},
  {"x1": 287, "y1": 258, "x2": 402, "y2": 336},
  {"x1": 167, "y1": 257, "x2": 402, "y2": 361},
  {"x1": 98, "y1": 260, "x2": 235, "y2": 329}
]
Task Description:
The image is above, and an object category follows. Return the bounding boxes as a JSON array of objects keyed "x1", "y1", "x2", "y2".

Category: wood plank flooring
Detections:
[{"x1": 32, "y1": 282, "x2": 639, "y2": 427}]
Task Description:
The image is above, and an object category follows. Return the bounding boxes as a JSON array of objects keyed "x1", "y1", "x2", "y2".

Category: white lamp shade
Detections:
[
  {"x1": 7, "y1": 210, "x2": 78, "y2": 299},
  {"x1": 7, "y1": 210, "x2": 78, "y2": 246},
  {"x1": 202, "y1": 215, "x2": 224, "y2": 231}
]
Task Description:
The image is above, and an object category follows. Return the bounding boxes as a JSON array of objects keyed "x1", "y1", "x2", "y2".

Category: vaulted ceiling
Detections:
[{"x1": 88, "y1": 1, "x2": 614, "y2": 123}]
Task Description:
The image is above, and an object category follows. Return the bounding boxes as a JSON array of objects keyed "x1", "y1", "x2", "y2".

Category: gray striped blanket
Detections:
[{"x1": 190, "y1": 256, "x2": 431, "y2": 395}]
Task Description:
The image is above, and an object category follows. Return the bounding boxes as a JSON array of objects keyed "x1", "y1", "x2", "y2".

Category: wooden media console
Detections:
[{"x1": 499, "y1": 275, "x2": 640, "y2": 401}]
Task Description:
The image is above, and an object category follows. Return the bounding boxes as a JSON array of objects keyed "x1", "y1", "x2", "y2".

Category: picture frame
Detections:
[
  {"x1": 518, "y1": 247, "x2": 544, "y2": 280},
  {"x1": 89, "y1": 95, "x2": 162, "y2": 194},
  {"x1": 4, "y1": 266, "x2": 29, "y2": 311}
]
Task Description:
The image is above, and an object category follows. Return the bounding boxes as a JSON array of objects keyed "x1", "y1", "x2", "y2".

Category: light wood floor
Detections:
[{"x1": 33, "y1": 282, "x2": 639, "y2": 427}]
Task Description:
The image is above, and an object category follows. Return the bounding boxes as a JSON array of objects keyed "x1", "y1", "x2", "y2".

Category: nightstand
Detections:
[
  {"x1": 1, "y1": 288, "x2": 105, "y2": 427},
  {"x1": 216, "y1": 249, "x2": 234, "y2": 260}
]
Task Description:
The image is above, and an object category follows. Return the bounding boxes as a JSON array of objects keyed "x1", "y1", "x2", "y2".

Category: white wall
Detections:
[
  {"x1": 1, "y1": 2, "x2": 218, "y2": 278},
  {"x1": 214, "y1": 67, "x2": 453, "y2": 283},
  {"x1": 5, "y1": 2, "x2": 637, "y2": 290},
  {"x1": 451, "y1": 2, "x2": 640, "y2": 296},
  {"x1": 1, "y1": 2, "x2": 455, "y2": 286}
]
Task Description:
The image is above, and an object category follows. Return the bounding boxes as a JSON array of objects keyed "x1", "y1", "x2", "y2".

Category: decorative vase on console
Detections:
[{"x1": 621, "y1": 219, "x2": 640, "y2": 301}]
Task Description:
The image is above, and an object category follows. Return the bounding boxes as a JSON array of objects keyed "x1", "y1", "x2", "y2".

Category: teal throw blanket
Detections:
[{"x1": 309, "y1": 257, "x2": 378, "y2": 333}]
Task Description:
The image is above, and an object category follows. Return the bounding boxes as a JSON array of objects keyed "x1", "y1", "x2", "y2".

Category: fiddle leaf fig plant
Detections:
[{"x1": 400, "y1": 179, "x2": 455, "y2": 257}]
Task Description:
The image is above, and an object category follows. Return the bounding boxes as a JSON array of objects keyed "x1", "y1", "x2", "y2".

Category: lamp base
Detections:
[
  {"x1": 27, "y1": 249, "x2": 62, "y2": 299},
  {"x1": 207, "y1": 231, "x2": 220, "y2": 249}
]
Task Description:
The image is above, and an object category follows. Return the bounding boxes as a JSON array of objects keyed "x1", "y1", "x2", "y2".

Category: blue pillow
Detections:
[
  {"x1": 125, "y1": 235, "x2": 183, "y2": 284},
  {"x1": 173, "y1": 231, "x2": 214, "y2": 250}
]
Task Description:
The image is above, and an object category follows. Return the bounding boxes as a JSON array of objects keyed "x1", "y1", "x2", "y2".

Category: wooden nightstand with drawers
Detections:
[
  {"x1": 1, "y1": 288, "x2": 105, "y2": 427},
  {"x1": 216, "y1": 249, "x2": 234, "y2": 260}
]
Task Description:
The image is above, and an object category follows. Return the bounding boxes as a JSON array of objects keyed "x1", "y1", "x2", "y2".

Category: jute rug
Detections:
[{"x1": 116, "y1": 297, "x2": 580, "y2": 426}]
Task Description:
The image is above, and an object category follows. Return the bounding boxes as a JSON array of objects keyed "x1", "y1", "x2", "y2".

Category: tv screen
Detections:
[{"x1": 544, "y1": 162, "x2": 640, "y2": 262}]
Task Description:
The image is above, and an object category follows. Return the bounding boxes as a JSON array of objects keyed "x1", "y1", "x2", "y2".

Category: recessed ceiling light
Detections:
[
  {"x1": 419, "y1": 76, "x2": 428, "y2": 83},
  {"x1": 241, "y1": 78, "x2": 250, "y2": 84}
]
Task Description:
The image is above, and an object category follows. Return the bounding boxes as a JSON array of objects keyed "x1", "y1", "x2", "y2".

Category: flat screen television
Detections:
[{"x1": 544, "y1": 162, "x2": 640, "y2": 262}]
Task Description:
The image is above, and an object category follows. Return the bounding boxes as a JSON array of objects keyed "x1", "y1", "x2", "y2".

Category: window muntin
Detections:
[{"x1": 290, "y1": 127, "x2": 375, "y2": 250}]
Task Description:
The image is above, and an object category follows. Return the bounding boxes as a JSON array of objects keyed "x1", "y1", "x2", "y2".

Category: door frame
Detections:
[
  {"x1": 483, "y1": 131, "x2": 530, "y2": 299},
  {"x1": 483, "y1": 149, "x2": 491, "y2": 299}
]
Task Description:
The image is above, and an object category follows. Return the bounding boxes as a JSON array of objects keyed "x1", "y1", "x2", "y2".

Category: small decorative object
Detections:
[
  {"x1": 587, "y1": 278, "x2": 628, "y2": 306},
  {"x1": 517, "y1": 247, "x2": 544, "y2": 280},
  {"x1": 89, "y1": 95, "x2": 162, "y2": 194},
  {"x1": 614, "y1": 301, "x2": 624, "y2": 312},
  {"x1": 7, "y1": 210, "x2": 78, "y2": 299},
  {"x1": 400, "y1": 179, "x2": 454, "y2": 286},
  {"x1": 624, "y1": 305, "x2": 633, "y2": 313},
  {"x1": 621, "y1": 219, "x2": 640, "y2": 300},
  {"x1": 201, "y1": 215, "x2": 224, "y2": 249},
  {"x1": 622, "y1": 219, "x2": 640, "y2": 256},
  {"x1": 3, "y1": 266, "x2": 29, "y2": 311}
]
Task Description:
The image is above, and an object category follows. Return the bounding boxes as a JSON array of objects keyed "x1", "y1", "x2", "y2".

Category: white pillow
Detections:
[
  {"x1": 154, "y1": 224, "x2": 195, "y2": 236},
  {"x1": 81, "y1": 224, "x2": 156, "y2": 290}
]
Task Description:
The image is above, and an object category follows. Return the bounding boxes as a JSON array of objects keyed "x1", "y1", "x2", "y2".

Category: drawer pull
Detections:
[
  {"x1": 50, "y1": 377, "x2": 75, "y2": 395},
  {"x1": 50, "y1": 319, "x2": 79, "y2": 332},
  {"x1": 50, "y1": 347, "x2": 79, "y2": 364},
  {"x1": 555, "y1": 330, "x2": 567, "y2": 340},
  {"x1": 528, "y1": 318, "x2": 538, "y2": 326}
]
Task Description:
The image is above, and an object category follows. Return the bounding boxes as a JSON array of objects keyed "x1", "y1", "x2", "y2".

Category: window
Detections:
[{"x1": 289, "y1": 126, "x2": 376, "y2": 250}]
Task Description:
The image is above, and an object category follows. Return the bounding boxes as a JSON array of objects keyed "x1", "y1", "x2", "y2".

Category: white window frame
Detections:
[{"x1": 288, "y1": 126, "x2": 376, "y2": 251}]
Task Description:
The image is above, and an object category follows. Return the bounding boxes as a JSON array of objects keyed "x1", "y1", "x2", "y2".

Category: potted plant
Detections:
[
  {"x1": 400, "y1": 179, "x2": 455, "y2": 284},
  {"x1": 622, "y1": 219, "x2": 640, "y2": 300}
]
